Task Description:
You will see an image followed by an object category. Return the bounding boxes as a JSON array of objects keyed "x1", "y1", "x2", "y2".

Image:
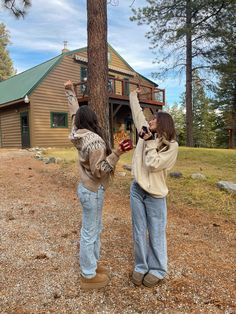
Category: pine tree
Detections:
[
  {"x1": 0, "y1": 23, "x2": 15, "y2": 81},
  {"x1": 213, "y1": 68, "x2": 236, "y2": 148},
  {"x1": 130, "y1": 0, "x2": 233, "y2": 147},
  {"x1": 208, "y1": 5, "x2": 236, "y2": 148},
  {"x1": 192, "y1": 75, "x2": 217, "y2": 147}
]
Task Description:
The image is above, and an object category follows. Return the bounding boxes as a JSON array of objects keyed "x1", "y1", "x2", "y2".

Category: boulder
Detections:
[
  {"x1": 169, "y1": 171, "x2": 183, "y2": 179},
  {"x1": 216, "y1": 181, "x2": 236, "y2": 194},
  {"x1": 191, "y1": 173, "x2": 206, "y2": 180},
  {"x1": 44, "y1": 157, "x2": 56, "y2": 164}
]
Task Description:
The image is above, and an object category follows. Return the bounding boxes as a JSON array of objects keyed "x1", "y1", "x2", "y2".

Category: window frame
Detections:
[
  {"x1": 80, "y1": 66, "x2": 88, "y2": 93},
  {"x1": 124, "y1": 78, "x2": 130, "y2": 96},
  {"x1": 50, "y1": 112, "x2": 68, "y2": 128}
]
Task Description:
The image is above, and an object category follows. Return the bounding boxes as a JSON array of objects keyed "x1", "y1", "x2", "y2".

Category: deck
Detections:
[{"x1": 73, "y1": 77, "x2": 165, "y2": 107}]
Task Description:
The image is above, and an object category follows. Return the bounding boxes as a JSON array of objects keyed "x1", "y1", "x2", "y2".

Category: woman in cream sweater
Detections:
[{"x1": 129, "y1": 89, "x2": 178, "y2": 288}]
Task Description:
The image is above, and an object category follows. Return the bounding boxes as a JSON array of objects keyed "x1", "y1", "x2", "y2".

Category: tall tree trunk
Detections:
[
  {"x1": 87, "y1": 0, "x2": 110, "y2": 145},
  {"x1": 185, "y1": 0, "x2": 193, "y2": 146}
]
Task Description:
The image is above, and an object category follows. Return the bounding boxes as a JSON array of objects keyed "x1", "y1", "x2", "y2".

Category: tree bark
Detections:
[
  {"x1": 87, "y1": 0, "x2": 110, "y2": 145},
  {"x1": 185, "y1": 0, "x2": 193, "y2": 147}
]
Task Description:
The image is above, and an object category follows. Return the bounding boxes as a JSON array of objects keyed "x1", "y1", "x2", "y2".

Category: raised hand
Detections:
[{"x1": 64, "y1": 80, "x2": 75, "y2": 92}]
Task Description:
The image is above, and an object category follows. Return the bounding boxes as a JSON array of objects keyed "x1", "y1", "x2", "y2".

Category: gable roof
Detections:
[
  {"x1": 0, "y1": 44, "x2": 157, "y2": 106},
  {"x1": 0, "y1": 54, "x2": 63, "y2": 106}
]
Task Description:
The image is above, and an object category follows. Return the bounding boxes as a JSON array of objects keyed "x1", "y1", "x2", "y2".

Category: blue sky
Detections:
[{"x1": 0, "y1": 0, "x2": 185, "y2": 105}]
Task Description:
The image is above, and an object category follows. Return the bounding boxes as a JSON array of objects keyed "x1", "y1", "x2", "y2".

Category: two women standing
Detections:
[{"x1": 65, "y1": 82, "x2": 178, "y2": 290}]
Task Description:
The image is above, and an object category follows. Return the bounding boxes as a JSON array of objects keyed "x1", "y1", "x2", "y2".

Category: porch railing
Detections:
[{"x1": 73, "y1": 77, "x2": 165, "y2": 105}]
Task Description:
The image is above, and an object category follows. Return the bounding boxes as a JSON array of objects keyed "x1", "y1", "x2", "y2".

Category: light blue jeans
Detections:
[
  {"x1": 77, "y1": 183, "x2": 105, "y2": 279},
  {"x1": 130, "y1": 180, "x2": 167, "y2": 279}
]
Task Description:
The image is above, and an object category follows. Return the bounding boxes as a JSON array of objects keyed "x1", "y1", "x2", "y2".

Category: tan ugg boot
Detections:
[
  {"x1": 131, "y1": 271, "x2": 145, "y2": 286},
  {"x1": 143, "y1": 273, "x2": 161, "y2": 288},
  {"x1": 97, "y1": 263, "x2": 109, "y2": 275},
  {"x1": 80, "y1": 273, "x2": 109, "y2": 290}
]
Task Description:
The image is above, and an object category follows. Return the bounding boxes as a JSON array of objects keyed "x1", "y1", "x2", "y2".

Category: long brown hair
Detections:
[
  {"x1": 74, "y1": 105, "x2": 112, "y2": 155},
  {"x1": 155, "y1": 111, "x2": 176, "y2": 151}
]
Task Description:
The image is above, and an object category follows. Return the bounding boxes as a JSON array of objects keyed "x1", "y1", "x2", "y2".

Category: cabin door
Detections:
[{"x1": 20, "y1": 112, "x2": 30, "y2": 148}]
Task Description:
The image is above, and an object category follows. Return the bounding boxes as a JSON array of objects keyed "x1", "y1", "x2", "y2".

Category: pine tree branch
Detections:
[
  {"x1": 130, "y1": 0, "x2": 136, "y2": 7},
  {"x1": 192, "y1": 2, "x2": 226, "y2": 30},
  {"x1": 192, "y1": 65, "x2": 212, "y2": 71}
]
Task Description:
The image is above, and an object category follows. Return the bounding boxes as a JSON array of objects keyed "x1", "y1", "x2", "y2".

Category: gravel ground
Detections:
[{"x1": 0, "y1": 149, "x2": 235, "y2": 314}]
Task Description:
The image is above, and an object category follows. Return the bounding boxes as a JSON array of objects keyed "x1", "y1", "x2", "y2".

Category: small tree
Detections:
[
  {"x1": 0, "y1": 23, "x2": 15, "y2": 81},
  {"x1": 166, "y1": 103, "x2": 186, "y2": 146}
]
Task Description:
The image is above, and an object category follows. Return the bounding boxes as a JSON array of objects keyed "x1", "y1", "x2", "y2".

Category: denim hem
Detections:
[
  {"x1": 81, "y1": 273, "x2": 96, "y2": 279},
  {"x1": 134, "y1": 266, "x2": 148, "y2": 275},
  {"x1": 148, "y1": 270, "x2": 166, "y2": 279}
]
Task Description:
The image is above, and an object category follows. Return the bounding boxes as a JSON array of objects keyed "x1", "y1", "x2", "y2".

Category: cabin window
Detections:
[
  {"x1": 80, "y1": 66, "x2": 88, "y2": 94},
  {"x1": 124, "y1": 78, "x2": 130, "y2": 96},
  {"x1": 108, "y1": 75, "x2": 115, "y2": 93},
  {"x1": 80, "y1": 66, "x2": 87, "y2": 81},
  {"x1": 50, "y1": 112, "x2": 68, "y2": 128}
]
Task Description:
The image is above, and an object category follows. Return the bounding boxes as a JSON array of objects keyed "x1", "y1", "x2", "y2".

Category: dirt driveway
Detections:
[{"x1": 0, "y1": 149, "x2": 235, "y2": 313}]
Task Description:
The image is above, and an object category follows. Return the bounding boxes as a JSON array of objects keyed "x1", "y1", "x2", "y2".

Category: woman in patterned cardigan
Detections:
[{"x1": 64, "y1": 80, "x2": 131, "y2": 290}]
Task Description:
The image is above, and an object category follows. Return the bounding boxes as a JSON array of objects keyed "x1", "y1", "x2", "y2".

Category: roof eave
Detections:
[
  {"x1": 0, "y1": 98, "x2": 26, "y2": 109},
  {"x1": 138, "y1": 73, "x2": 159, "y2": 87}
]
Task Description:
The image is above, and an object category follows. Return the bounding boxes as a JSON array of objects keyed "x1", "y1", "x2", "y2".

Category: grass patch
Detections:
[
  {"x1": 43, "y1": 147, "x2": 78, "y2": 163},
  {"x1": 175, "y1": 147, "x2": 236, "y2": 182},
  {"x1": 169, "y1": 148, "x2": 236, "y2": 219},
  {"x1": 44, "y1": 146, "x2": 236, "y2": 220}
]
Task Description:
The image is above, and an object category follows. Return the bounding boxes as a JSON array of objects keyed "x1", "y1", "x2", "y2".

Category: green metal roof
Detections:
[{"x1": 0, "y1": 54, "x2": 62, "y2": 106}]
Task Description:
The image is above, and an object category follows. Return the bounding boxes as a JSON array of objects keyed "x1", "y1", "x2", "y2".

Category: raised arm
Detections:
[
  {"x1": 64, "y1": 80, "x2": 79, "y2": 132},
  {"x1": 129, "y1": 89, "x2": 149, "y2": 133}
]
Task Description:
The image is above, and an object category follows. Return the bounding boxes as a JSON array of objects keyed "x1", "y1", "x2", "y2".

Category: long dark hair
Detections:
[
  {"x1": 74, "y1": 105, "x2": 112, "y2": 155},
  {"x1": 155, "y1": 111, "x2": 176, "y2": 151}
]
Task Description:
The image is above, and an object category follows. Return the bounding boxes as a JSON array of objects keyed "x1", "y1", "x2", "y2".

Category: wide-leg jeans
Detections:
[
  {"x1": 77, "y1": 183, "x2": 104, "y2": 279},
  {"x1": 130, "y1": 180, "x2": 167, "y2": 279}
]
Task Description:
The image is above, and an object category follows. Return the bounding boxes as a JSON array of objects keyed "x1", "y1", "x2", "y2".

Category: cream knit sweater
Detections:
[{"x1": 129, "y1": 91, "x2": 178, "y2": 198}]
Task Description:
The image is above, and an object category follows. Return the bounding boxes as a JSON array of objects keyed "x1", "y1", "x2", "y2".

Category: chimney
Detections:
[{"x1": 62, "y1": 41, "x2": 69, "y2": 53}]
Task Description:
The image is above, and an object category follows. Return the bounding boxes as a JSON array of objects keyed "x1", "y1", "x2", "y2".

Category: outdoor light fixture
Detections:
[{"x1": 24, "y1": 95, "x2": 30, "y2": 103}]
